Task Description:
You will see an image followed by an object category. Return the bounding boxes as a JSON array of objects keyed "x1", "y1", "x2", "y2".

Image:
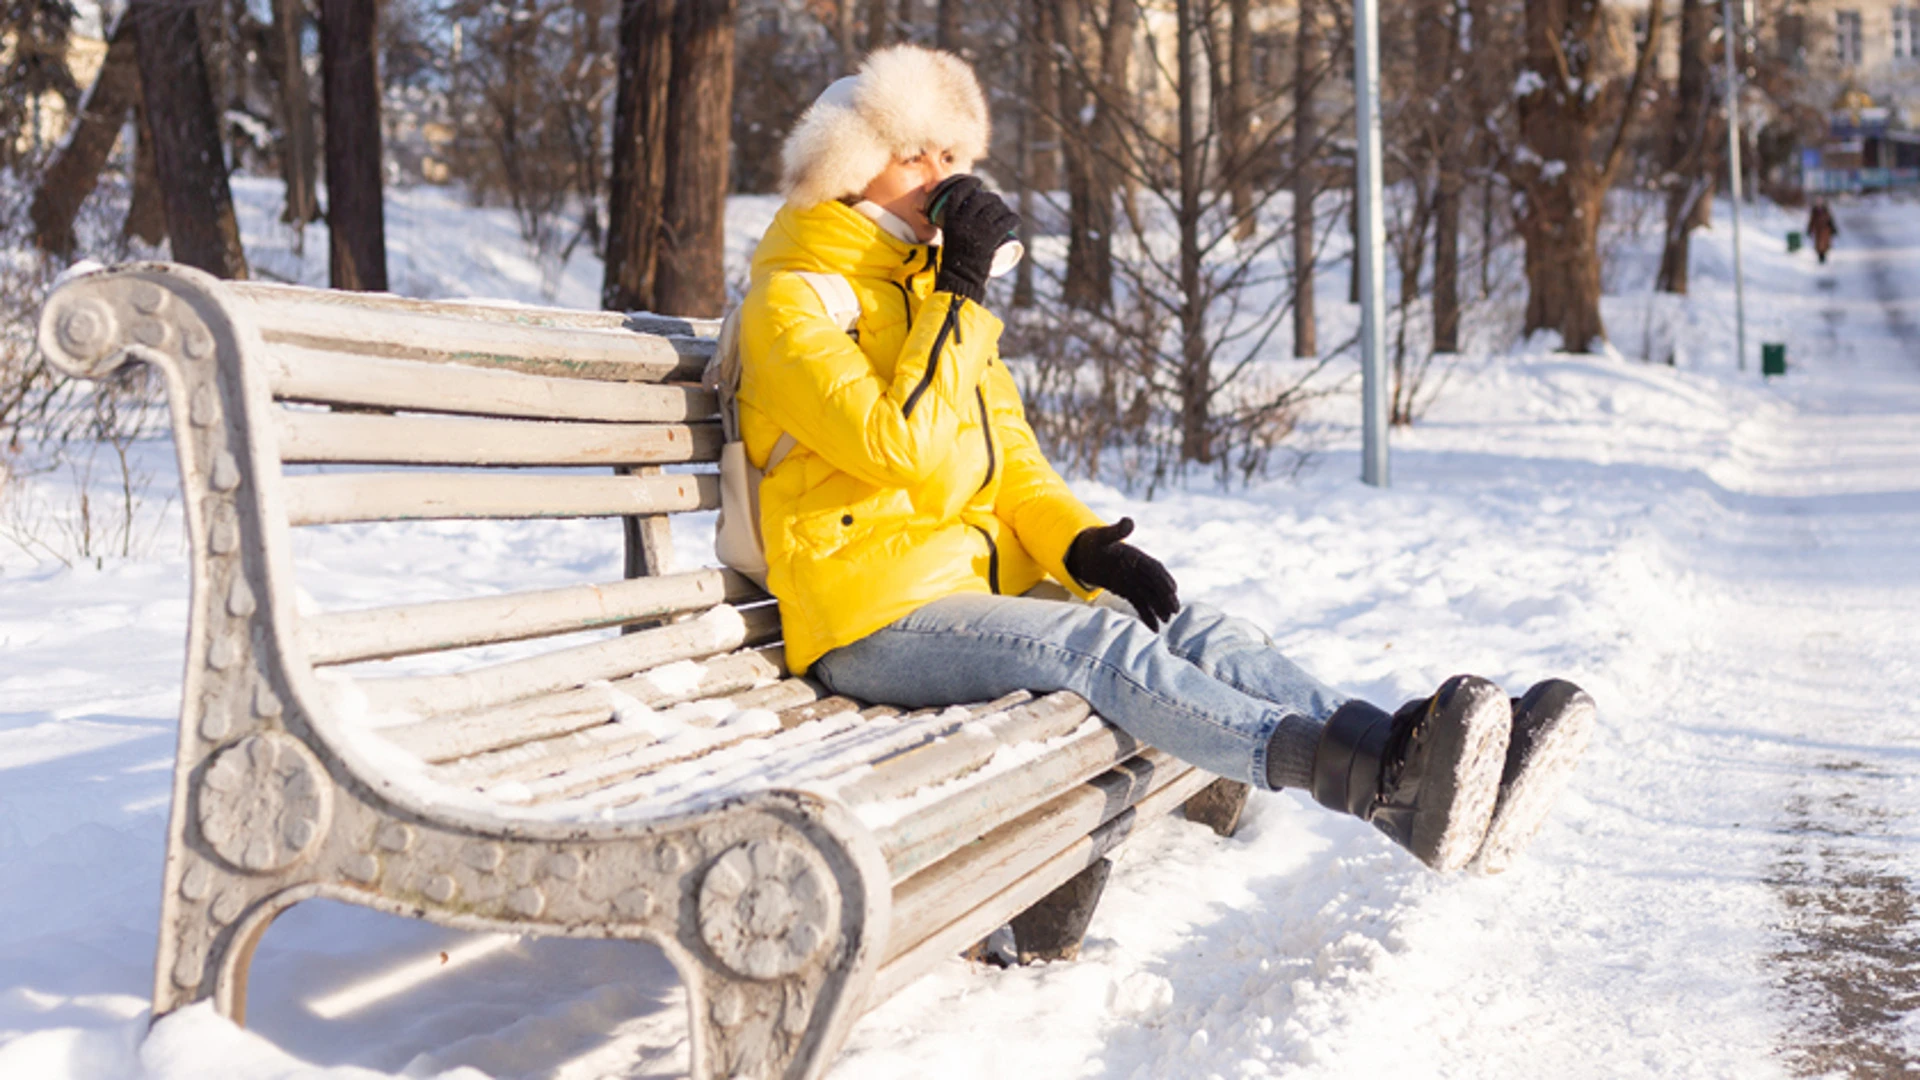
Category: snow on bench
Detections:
[{"x1": 36, "y1": 262, "x2": 1249, "y2": 1080}]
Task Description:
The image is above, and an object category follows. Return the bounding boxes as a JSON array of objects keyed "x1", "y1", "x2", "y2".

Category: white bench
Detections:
[{"x1": 36, "y1": 262, "x2": 1249, "y2": 1079}]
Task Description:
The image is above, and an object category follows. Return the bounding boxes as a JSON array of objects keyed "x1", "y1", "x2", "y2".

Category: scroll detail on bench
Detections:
[{"x1": 36, "y1": 261, "x2": 1249, "y2": 1080}]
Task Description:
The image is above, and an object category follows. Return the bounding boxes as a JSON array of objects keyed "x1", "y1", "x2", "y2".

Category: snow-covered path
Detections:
[
  {"x1": 2, "y1": 195, "x2": 1917, "y2": 1079},
  {"x1": 1714, "y1": 206, "x2": 1920, "y2": 1073}
]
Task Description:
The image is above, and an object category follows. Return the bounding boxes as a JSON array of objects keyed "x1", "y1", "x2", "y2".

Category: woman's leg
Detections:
[
  {"x1": 1154, "y1": 601, "x2": 1348, "y2": 722},
  {"x1": 808, "y1": 592, "x2": 1299, "y2": 791}
]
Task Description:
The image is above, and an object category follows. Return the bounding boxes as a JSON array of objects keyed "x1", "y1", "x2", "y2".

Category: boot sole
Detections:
[
  {"x1": 1471, "y1": 680, "x2": 1596, "y2": 875},
  {"x1": 1410, "y1": 677, "x2": 1512, "y2": 873}
]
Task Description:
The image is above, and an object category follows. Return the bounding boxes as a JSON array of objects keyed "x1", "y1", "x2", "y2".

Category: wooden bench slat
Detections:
[
  {"x1": 374, "y1": 644, "x2": 788, "y2": 761},
  {"x1": 830, "y1": 690, "x2": 1089, "y2": 809},
  {"x1": 506, "y1": 681, "x2": 841, "y2": 804},
  {"x1": 267, "y1": 347, "x2": 718, "y2": 424},
  {"x1": 285, "y1": 470, "x2": 721, "y2": 526},
  {"x1": 884, "y1": 749, "x2": 1190, "y2": 962},
  {"x1": 427, "y1": 666, "x2": 805, "y2": 783},
  {"x1": 300, "y1": 569, "x2": 765, "y2": 666},
  {"x1": 873, "y1": 761, "x2": 1215, "y2": 1001},
  {"x1": 773, "y1": 695, "x2": 866, "y2": 730},
  {"x1": 594, "y1": 693, "x2": 1035, "y2": 815},
  {"x1": 229, "y1": 280, "x2": 721, "y2": 338},
  {"x1": 874, "y1": 711, "x2": 1146, "y2": 881},
  {"x1": 433, "y1": 677, "x2": 823, "y2": 795},
  {"x1": 275, "y1": 410, "x2": 724, "y2": 468},
  {"x1": 228, "y1": 283, "x2": 712, "y2": 383}
]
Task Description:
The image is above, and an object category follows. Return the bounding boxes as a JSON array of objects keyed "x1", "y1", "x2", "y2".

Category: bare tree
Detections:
[
  {"x1": 1221, "y1": 0, "x2": 1254, "y2": 241},
  {"x1": 1050, "y1": 0, "x2": 1135, "y2": 311},
  {"x1": 605, "y1": 0, "x2": 674, "y2": 311},
  {"x1": 1291, "y1": 0, "x2": 1320, "y2": 357},
  {"x1": 1656, "y1": 0, "x2": 1721, "y2": 294},
  {"x1": 125, "y1": 98, "x2": 168, "y2": 246},
  {"x1": 273, "y1": 0, "x2": 320, "y2": 238},
  {"x1": 1010, "y1": 0, "x2": 1342, "y2": 489},
  {"x1": 1424, "y1": 0, "x2": 1472, "y2": 355},
  {"x1": 321, "y1": 0, "x2": 387, "y2": 290},
  {"x1": 654, "y1": 0, "x2": 737, "y2": 315},
  {"x1": 937, "y1": 0, "x2": 961, "y2": 50},
  {"x1": 1511, "y1": 0, "x2": 1663, "y2": 352},
  {"x1": 130, "y1": 0, "x2": 249, "y2": 279},
  {"x1": 29, "y1": 13, "x2": 138, "y2": 259}
]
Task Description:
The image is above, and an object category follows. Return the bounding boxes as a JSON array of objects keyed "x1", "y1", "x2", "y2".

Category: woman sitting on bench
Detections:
[{"x1": 735, "y1": 45, "x2": 1593, "y2": 874}]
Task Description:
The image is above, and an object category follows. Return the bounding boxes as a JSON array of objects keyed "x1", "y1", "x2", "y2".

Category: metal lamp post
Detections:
[{"x1": 1355, "y1": 0, "x2": 1389, "y2": 485}]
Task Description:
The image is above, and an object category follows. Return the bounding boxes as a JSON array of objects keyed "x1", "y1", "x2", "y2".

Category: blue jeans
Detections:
[{"x1": 808, "y1": 591, "x2": 1348, "y2": 791}]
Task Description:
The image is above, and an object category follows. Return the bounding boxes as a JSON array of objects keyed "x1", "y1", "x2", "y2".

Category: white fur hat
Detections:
[{"x1": 779, "y1": 45, "x2": 991, "y2": 209}]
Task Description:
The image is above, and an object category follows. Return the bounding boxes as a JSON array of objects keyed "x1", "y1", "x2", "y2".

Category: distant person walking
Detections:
[{"x1": 1808, "y1": 199, "x2": 1839, "y2": 264}]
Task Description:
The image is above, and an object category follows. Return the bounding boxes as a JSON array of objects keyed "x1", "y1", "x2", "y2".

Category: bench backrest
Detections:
[{"x1": 37, "y1": 263, "x2": 826, "y2": 822}]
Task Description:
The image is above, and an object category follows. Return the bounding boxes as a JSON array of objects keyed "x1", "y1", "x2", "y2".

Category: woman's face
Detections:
[{"x1": 861, "y1": 149, "x2": 961, "y2": 242}]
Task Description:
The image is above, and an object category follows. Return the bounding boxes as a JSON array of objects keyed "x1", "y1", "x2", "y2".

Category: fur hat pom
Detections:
[{"x1": 779, "y1": 45, "x2": 991, "y2": 209}]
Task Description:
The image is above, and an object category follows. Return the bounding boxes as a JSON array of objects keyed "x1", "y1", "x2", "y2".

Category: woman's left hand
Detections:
[{"x1": 1064, "y1": 518, "x2": 1181, "y2": 630}]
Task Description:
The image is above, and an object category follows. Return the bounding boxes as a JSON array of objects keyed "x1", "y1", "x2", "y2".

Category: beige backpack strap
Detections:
[
  {"x1": 734, "y1": 273, "x2": 857, "y2": 475},
  {"x1": 794, "y1": 271, "x2": 862, "y2": 334},
  {"x1": 767, "y1": 431, "x2": 797, "y2": 472},
  {"x1": 763, "y1": 273, "x2": 857, "y2": 473}
]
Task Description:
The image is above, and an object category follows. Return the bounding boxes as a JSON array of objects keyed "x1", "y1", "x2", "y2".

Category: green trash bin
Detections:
[
  {"x1": 1787, "y1": 230, "x2": 1803, "y2": 253},
  {"x1": 1762, "y1": 342, "x2": 1787, "y2": 376}
]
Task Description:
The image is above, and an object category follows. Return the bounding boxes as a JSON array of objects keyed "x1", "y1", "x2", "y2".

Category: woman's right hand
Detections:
[{"x1": 932, "y1": 176, "x2": 1020, "y2": 303}]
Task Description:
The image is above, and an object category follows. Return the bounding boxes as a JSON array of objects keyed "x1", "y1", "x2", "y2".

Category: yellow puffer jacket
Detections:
[{"x1": 738, "y1": 199, "x2": 1105, "y2": 674}]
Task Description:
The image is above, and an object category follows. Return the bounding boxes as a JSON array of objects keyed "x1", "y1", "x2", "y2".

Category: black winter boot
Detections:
[
  {"x1": 1310, "y1": 675, "x2": 1510, "y2": 872},
  {"x1": 1470, "y1": 679, "x2": 1596, "y2": 874}
]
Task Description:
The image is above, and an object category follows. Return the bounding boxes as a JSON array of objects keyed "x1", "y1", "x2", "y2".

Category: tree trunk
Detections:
[
  {"x1": 273, "y1": 0, "x2": 319, "y2": 231},
  {"x1": 1291, "y1": 0, "x2": 1317, "y2": 356},
  {"x1": 936, "y1": 0, "x2": 959, "y2": 50},
  {"x1": 1432, "y1": 178, "x2": 1462, "y2": 353},
  {"x1": 866, "y1": 0, "x2": 889, "y2": 50},
  {"x1": 125, "y1": 96, "x2": 168, "y2": 245},
  {"x1": 1174, "y1": 0, "x2": 1209, "y2": 464},
  {"x1": 29, "y1": 14, "x2": 139, "y2": 259},
  {"x1": 604, "y1": 0, "x2": 675, "y2": 312},
  {"x1": 836, "y1": 0, "x2": 857, "y2": 72},
  {"x1": 1055, "y1": 0, "x2": 1100, "y2": 310},
  {"x1": 1055, "y1": 0, "x2": 1126, "y2": 311},
  {"x1": 1027, "y1": 0, "x2": 1060, "y2": 192},
  {"x1": 130, "y1": 0, "x2": 249, "y2": 280},
  {"x1": 1656, "y1": 0, "x2": 1718, "y2": 294},
  {"x1": 654, "y1": 0, "x2": 736, "y2": 317},
  {"x1": 1429, "y1": 0, "x2": 1468, "y2": 353},
  {"x1": 320, "y1": 0, "x2": 386, "y2": 291},
  {"x1": 1515, "y1": 0, "x2": 1660, "y2": 351},
  {"x1": 1090, "y1": 0, "x2": 1135, "y2": 265},
  {"x1": 1225, "y1": 0, "x2": 1254, "y2": 241}
]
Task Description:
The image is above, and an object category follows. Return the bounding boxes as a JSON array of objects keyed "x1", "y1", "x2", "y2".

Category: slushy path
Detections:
[{"x1": 1738, "y1": 202, "x2": 1920, "y2": 1072}]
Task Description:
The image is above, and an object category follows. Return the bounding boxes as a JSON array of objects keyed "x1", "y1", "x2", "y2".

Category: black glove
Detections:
[
  {"x1": 1064, "y1": 517, "x2": 1181, "y2": 631},
  {"x1": 930, "y1": 175, "x2": 1020, "y2": 304}
]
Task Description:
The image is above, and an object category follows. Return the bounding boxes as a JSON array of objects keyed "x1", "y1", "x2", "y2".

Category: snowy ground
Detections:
[{"x1": 1, "y1": 185, "x2": 1917, "y2": 1078}]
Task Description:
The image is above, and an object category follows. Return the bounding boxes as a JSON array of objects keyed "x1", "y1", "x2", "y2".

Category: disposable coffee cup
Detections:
[{"x1": 927, "y1": 175, "x2": 1025, "y2": 279}]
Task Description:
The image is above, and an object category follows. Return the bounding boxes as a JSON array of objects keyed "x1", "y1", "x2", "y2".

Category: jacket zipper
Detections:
[
  {"x1": 975, "y1": 385, "x2": 996, "y2": 493},
  {"x1": 969, "y1": 522, "x2": 1002, "y2": 594},
  {"x1": 903, "y1": 294, "x2": 962, "y2": 419},
  {"x1": 891, "y1": 280, "x2": 913, "y2": 332},
  {"x1": 892, "y1": 248, "x2": 926, "y2": 331}
]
